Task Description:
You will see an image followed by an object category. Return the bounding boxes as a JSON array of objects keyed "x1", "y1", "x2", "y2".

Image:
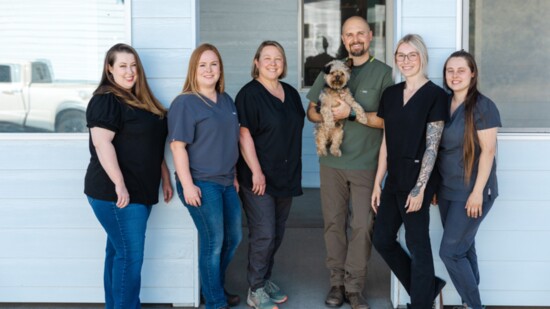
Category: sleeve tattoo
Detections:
[{"x1": 410, "y1": 121, "x2": 444, "y2": 197}]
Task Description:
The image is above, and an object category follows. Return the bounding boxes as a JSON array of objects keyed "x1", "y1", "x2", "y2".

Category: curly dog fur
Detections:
[{"x1": 315, "y1": 59, "x2": 368, "y2": 157}]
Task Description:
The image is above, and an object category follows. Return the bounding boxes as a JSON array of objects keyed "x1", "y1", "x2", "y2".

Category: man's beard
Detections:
[{"x1": 349, "y1": 43, "x2": 367, "y2": 57}]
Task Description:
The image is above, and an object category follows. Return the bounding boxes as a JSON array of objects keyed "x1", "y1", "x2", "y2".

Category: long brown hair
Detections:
[
  {"x1": 95, "y1": 43, "x2": 166, "y2": 117},
  {"x1": 183, "y1": 43, "x2": 225, "y2": 94},
  {"x1": 443, "y1": 50, "x2": 480, "y2": 184}
]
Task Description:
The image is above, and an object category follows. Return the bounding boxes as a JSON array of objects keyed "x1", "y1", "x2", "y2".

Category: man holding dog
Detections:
[{"x1": 306, "y1": 16, "x2": 393, "y2": 309}]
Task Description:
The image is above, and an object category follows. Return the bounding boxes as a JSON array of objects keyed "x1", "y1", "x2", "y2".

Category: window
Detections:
[
  {"x1": 302, "y1": 0, "x2": 388, "y2": 88},
  {"x1": 0, "y1": 0, "x2": 127, "y2": 133},
  {"x1": 467, "y1": 0, "x2": 550, "y2": 131}
]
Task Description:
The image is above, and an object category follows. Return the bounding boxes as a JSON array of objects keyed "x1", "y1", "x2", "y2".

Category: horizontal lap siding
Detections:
[
  {"x1": 0, "y1": 0, "x2": 198, "y2": 305},
  {"x1": 0, "y1": 136, "x2": 197, "y2": 305}
]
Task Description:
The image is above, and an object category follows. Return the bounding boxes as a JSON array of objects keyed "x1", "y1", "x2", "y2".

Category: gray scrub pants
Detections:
[
  {"x1": 240, "y1": 186, "x2": 293, "y2": 291},
  {"x1": 438, "y1": 197, "x2": 495, "y2": 309}
]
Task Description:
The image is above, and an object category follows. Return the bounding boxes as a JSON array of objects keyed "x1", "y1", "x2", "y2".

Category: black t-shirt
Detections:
[
  {"x1": 378, "y1": 81, "x2": 448, "y2": 193},
  {"x1": 84, "y1": 93, "x2": 167, "y2": 205},
  {"x1": 235, "y1": 79, "x2": 305, "y2": 197}
]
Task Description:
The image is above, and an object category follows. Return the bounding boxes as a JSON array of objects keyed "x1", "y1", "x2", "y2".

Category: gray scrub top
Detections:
[
  {"x1": 167, "y1": 92, "x2": 239, "y2": 186},
  {"x1": 437, "y1": 93, "x2": 502, "y2": 202}
]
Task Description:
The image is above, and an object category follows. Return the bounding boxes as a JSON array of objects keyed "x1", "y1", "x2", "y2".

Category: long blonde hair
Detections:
[{"x1": 95, "y1": 43, "x2": 166, "y2": 117}]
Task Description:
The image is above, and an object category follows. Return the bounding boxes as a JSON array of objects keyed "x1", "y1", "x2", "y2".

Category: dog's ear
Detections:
[
  {"x1": 345, "y1": 58, "x2": 353, "y2": 68},
  {"x1": 323, "y1": 63, "x2": 332, "y2": 74}
]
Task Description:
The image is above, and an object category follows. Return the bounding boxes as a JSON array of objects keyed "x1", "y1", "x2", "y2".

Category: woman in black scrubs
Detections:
[
  {"x1": 371, "y1": 34, "x2": 448, "y2": 309},
  {"x1": 235, "y1": 40, "x2": 305, "y2": 309}
]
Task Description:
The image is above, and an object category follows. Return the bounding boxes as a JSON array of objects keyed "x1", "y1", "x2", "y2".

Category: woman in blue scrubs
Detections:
[{"x1": 437, "y1": 50, "x2": 501, "y2": 309}]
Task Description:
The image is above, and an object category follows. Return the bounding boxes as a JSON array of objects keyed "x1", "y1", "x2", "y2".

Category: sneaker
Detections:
[
  {"x1": 325, "y1": 285, "x2": 345, "y2": 307},
  {"x1": 247, "y1": 287, "x2": 278, "y2": 309},
  {"x1": 345, "y1": 292, "x2": 369, "y2": 309},
  {"x1": 264, "y1": 280, "x2": 288, "y2": 304}
]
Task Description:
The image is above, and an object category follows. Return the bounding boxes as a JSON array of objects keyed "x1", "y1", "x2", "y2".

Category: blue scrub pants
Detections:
[{"x1": 438, "y1": 197, "x2": 494, "y2": 309}]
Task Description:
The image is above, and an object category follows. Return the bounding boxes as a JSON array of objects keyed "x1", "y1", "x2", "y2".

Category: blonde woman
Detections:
[{"x1": 371, "y1": 34, "x2": 448, "y2": 309}]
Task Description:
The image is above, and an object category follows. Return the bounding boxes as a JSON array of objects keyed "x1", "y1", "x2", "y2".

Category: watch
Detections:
[{"x1": 348, "y1": 109, "x2": 356, "y2": 121}]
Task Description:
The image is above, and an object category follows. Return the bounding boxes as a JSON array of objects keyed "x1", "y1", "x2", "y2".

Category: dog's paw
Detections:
[
  {"x1": 317, "y1": 147, "x2": 328, "y2": 157},
  {"x1": 330, "y1": 149, "x2": 342, "y2": 157}
]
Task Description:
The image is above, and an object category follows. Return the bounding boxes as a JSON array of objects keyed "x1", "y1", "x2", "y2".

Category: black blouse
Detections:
[
  {"x1": 84, "y1": 93, "x2": 167, "y2": 205},
  {"x1": 235, "y1": 80, "x2": 305, "y2": 197}
]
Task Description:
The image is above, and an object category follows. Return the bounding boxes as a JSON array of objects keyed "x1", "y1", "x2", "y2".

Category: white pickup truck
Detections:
[{"x1": 0, "y1": 60, "x2": 96, "y2": 132}]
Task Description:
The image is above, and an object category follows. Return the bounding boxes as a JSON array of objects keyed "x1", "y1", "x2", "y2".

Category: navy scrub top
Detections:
[{"x1": 437, "y1": 93, "x2": 502, "y2": 202}]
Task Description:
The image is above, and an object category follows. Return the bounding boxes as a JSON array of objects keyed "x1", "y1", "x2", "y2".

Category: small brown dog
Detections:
[{"x1": 315, "y1": 59, "x2": 368, "y2": 157}]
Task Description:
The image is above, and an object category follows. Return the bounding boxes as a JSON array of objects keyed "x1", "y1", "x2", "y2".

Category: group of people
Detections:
[{"x1": 83, "y1": 14, "x2": 500, "y2": 309}]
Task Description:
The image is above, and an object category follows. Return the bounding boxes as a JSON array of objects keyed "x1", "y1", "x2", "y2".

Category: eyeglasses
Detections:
[{"x1": 395, "y1": 52, "x2": 419, "y2": 62}]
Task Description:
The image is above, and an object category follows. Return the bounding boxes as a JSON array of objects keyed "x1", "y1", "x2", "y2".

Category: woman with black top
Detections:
[
  {"x1": 437, "y1": 50, "x2": 501, "y2": 309},
  {"x1": 235, "y1": 40, "x2": 305, "y2": 309},
  {"x1": 370, "y1": 34, "x2": 448, "y2": 309},
  {"x1": 84, "y1": 43, "x2": 173, "y2": 309},
  {"x1": 168, "y1": 43, "x2": 242, "y2": 309}
]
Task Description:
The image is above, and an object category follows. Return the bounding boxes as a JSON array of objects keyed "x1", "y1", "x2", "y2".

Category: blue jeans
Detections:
[
  {"x1": 176, "y1": 179, "x2": 242, "y2": 309},
  {"x1": 438, "y1": 197, "x2": 495, "y2": 309},
  {"x1": 87, "y1": 196, "x2": 152, "y2": 309}
]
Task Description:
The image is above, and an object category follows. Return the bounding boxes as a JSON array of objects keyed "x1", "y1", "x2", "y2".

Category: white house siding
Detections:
[
  {"x1": 0, "y1": 0, "x2": 125, "y2": 81},
  {"x1": 0, "y1": 0, "x2": 198, "y2": 306}
]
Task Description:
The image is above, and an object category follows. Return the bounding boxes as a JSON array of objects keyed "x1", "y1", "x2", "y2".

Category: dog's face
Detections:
[{"x1": 323, "y1": 60, "x2": 351, "y2": 90}]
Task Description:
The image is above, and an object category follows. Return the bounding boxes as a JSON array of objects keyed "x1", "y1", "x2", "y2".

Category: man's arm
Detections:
[
  {"x1": 330, "y1": 101, "x2": 384, "y2": 129},
  {"x1": 306, "y1": 101, "x2": 323, "y2": 123}
]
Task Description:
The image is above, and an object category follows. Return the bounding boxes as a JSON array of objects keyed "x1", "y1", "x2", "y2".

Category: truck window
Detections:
[
  {"x1": 0, "y1": 65, "x2": 11, "y2": 83},
  {"x1": 31, "y1": 62, "x2": 52, "y2": 83}
]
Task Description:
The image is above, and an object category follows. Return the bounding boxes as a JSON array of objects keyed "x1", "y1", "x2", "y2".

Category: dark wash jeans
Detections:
[
  {"x1": 372, "y1": 188, "x2": 437, "y2": 309},
  {"x1": 87, "y1": 196, "x2": 152, "y2": 309},
  {"x1": 176, "y1": 179, "x2": 242, "y2": 309}
]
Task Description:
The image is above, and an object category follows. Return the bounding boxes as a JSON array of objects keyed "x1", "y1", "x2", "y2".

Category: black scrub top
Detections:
[
  {"x1": 378, "y1": 81, "x2": 448, "y2": 193},
  {"x1": 235, "y1": 79, "x2": 305, "y2": 197}
]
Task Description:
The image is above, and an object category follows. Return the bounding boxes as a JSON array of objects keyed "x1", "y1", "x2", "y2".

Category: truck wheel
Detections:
[{"x1": 55, "y1": 110, "x2": 88, "y2": 133}]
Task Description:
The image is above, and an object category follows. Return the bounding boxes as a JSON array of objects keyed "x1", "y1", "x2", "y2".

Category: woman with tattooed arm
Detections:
[{"x1": 370, "y1": 34, "x2": 448, "y2": 309}]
